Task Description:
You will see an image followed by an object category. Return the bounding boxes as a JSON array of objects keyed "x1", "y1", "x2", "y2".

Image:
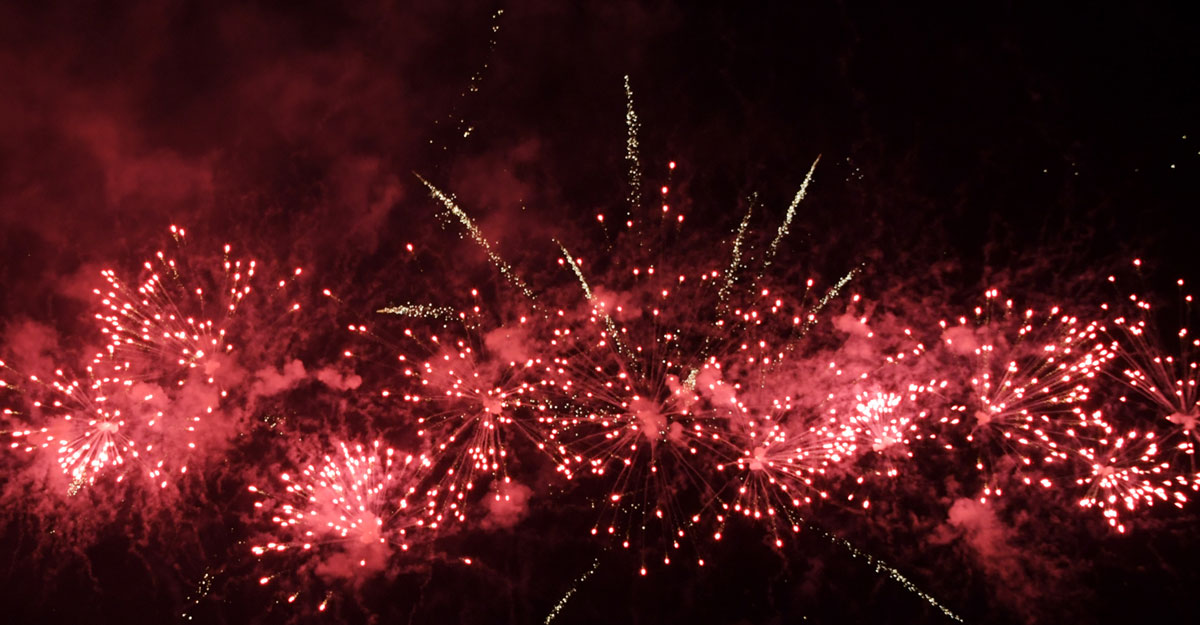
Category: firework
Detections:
[
  {"x1": 413, "y1": 146, "x2": 842, "y2": 568},
  {"x1": 549, "y1": 338, "x2": 731, "y2": 571},
  {"x1": 849, "y1": 392, "x2": 914, "y2": 457},
  {"x1": 4, "y1": 364, "x2": 164, "y2": 494},
  {"x1": 88, "y1": 226, "x2": 304, "y2": 475},
  {"x1": 1101, "y1": 267, "x2": 1199, "y2": 471},
  {"x1": 333, "y1": 268, "x2": 567, "y2": 529},
  {"x1": 1071, "y1": 423, "x2": 1191, "y2": 533},
  {"x1": 248, "y1": 440, "x2": 430, "y2": 608},
  {"x1": 939, "y1": 290, "x2": 1116, "y2": 499},
  {"x1": 535, "y1": 146, "x2": 877, "y2": 572},
  {"x1": 1051, "y1": 267, "x2": 1200, "y2": 531},
  {"x1": 93, "y1": 225, "x2": 250, "y2": 380},
  {"x1": 3, "y1": 67, "x2": 1192, "y2": 625},
  {"x1": 395, "y1": 325, "x2": 563, "y2": 528},
  {"x1": 712, "y1": 395, "x2": 855, "y2": 548},
  {"x1": 840, "y1": 388, "x2": 943, "y2": 490},
  {"x1": 540, "y1": 279, "x2": 752, "y2": 570}
]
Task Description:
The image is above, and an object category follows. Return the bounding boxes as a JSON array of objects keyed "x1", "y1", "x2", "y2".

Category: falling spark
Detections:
[
  {"x1": 556, "y1": 240, "x2": 633, "y2": 364},
  {"x1": 623, "y1": 75, "x2": 642, "y2": 222},
  {"x1": 181, "y1": 568, "x2": 217, "y2": 621},
  {"x1": 717, "y1": 197, "x2": 755, "y2": 310},
  {"x1": 415, "y1": 173, "x2": 537, "y2": 301},
  {"x1": 544, "y1": 558, "x2": 600, "y2": 624},
  {"x1": 378, "y1": 303, "x2": 461, "y2": 323},
  {"x1": 762, "y1": 156, "x2": 821, "y2": 271},
  {"x1": 807, "y1": 524, "x2": 964, "y2": 622},
  {"x1": 249, "y1": 440, "x2": 431, "y2": 606}
]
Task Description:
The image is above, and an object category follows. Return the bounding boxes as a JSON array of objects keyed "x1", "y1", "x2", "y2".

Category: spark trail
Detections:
[
  {"x1": 415, "y1": 173, "x2": 537, "y2": 301},
  {"x1": 543, "y1": 558, "x2": 600, "y2": 625},
  {"x1": 762, "y1": 156, "x2": 821, "y2": 272},
  {"x1": 806, "y1": 523, "x2": 965, "y2": 622}
]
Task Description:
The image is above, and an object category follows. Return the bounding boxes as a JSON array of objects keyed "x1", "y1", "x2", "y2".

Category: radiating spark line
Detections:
[
  {"x1": 763, "y1": 156, "x2": 821, "y2": 271},
  {"x1": 717, "y1": 196, "x2": 756, "y2": 310},
  {"x1": 544, "y1": 558, "x2": 600, "y2": 625},
  {"x1": 784, "y1": 268, "x2": 858, "y2": 351},
  {"x1": 415, "y1": 173, "x2": 537, "y2": 301},
  {"x1": 696, "y1": 197, "x2": 757, "y2": 366},
  {"x1": 556, "y1": 241, "x2": 634, "y2": 365},
  {"x1": 555, "y1": 242, "x2": 593, "y2": 302},
  {"x1": 806, "y1": 524, "x2": 964, "y2": 622},
  {"x1": 818, "y1": 269, "x2": 856, "y2": 312},
  {"x1": 623, "y1": 75, "x2": 642, "y2": 222},
  {"x1": 378, "y1": 304, "x2": 460, "y2": 323}
]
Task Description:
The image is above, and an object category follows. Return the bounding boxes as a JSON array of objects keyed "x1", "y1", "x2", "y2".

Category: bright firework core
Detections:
[{"x1": 629, "y1": 396, "x2": 684, "y2": 445}]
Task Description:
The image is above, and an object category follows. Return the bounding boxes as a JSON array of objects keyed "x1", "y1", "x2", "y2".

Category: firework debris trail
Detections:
[{"x1": 543, "y1": 558, "x2": 600, "y2": 625}]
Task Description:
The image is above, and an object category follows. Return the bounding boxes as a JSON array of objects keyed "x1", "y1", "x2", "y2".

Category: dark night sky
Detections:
[{"x1": 1, "y1": 2, "x2": 1198, "y2": 624}]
